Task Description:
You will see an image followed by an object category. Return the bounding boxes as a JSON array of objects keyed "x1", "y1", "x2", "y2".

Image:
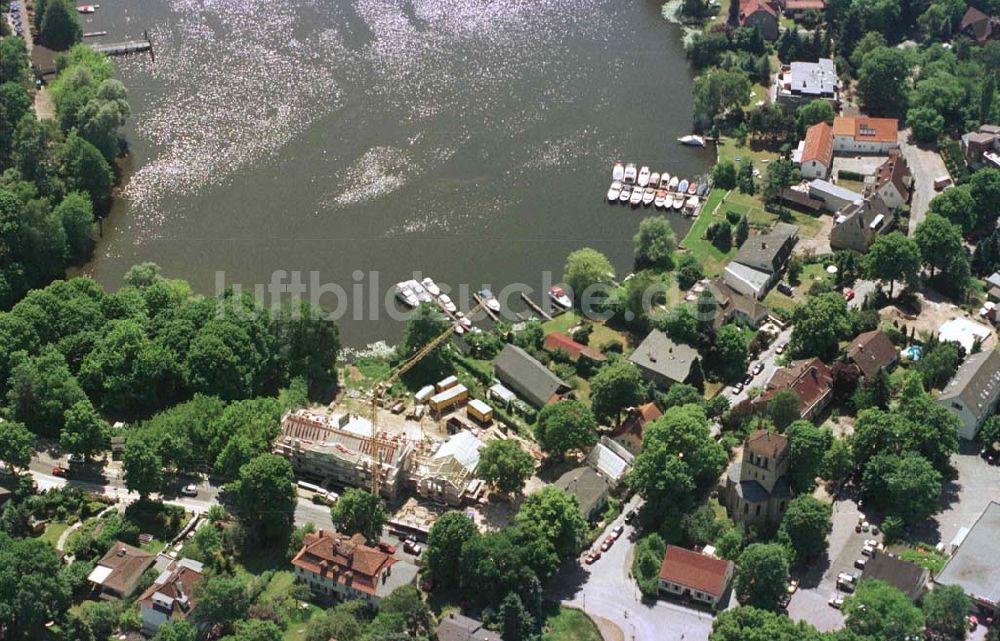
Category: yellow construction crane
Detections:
[{"x1": 369, "y1": 301, "x2": 483, "y2": 497}]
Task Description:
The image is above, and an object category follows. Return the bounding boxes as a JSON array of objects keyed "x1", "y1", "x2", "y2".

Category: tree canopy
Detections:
[
  {"x1": 330, "y1": 488, "x2": 387, "y2": 544},
  {"x1": 534, "y1": 399, "x2": 598, "y2": 458}
]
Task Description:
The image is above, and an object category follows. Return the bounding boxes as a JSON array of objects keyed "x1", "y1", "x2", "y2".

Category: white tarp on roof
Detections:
[
  {"x1": 87, "y1": 564, "x2": 114, "y2": 585},
  {"x1": 586, "y1": 442, "x2": 629, "y2": 485},
  {"x1": 433, "y1": 431, "x2": 484, "y2": 472},
  {"x1": 940, "y1": 318, "x2": 992, "y2": 353}
]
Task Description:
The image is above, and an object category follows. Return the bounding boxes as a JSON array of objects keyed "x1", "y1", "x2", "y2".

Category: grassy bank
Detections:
[{"x1": 542, "y1": 607, "x2": 604, "y2": 641}]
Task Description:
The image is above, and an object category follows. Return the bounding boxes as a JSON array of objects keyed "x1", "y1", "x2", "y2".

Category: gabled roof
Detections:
[
  {"x1": 847, "y1": 330, "x2": 897, "y2": 378},
  {"x1": 801, "y1": 122, "x2": 834, "y2": 167},
  {"x1": 291, "y1": 530, "x2": 397, "y2": 597},
  {"x1": 871, "y1": 150, "x2": 912, "y2": 199},
  {"x1": 833, "y1": 115, "x2": 898, "y2": 144},
  {"x1": 138, "y1": 558, "x2": 204, "y2": 622},
  {"x1": 88, "y1": 542, "x2": 156, "y2": 596},
  {"x1": 544, "y1": 332, "x2": 606, "y2": 362},
  {"x1": 759, "y1": 357, "x2": 833, "y2": 417},
  {"x1": 555, "y1": 466, "x2": 610, "y2": 517},
  {"x1": 436, "y1": 612, "x2": 503, "y2": 641},
  {"x1": 785, "y1": 0, "x2": 824, "y2": 9},
  {"x1": 938, "y1": 350, "x2": 1000, "y2": 423},
  {"x1": 659, "y1": 545, "x2": 734, "y2": 598},
  {"x1": 861, "y1": 551, "x2": 928, "y2": 601},
  {"x1": 732, "y1": 223, "x2": 799, "y2": 273},
  {"x1": 610, "y1": 402, "x2": 662, "y2": 440},
  {"x1": 740, "y1": 0, "x2": 777, "y2": 20},
  {"x1": 745, "y1": 429, "x2": 789, "y2": 460},
  {"x1": 629, "y1": 330, "x2": 699, "y2": 385},
  {"x1": 960, "y1": 6, "x2": 997, "y2": 42},
  {"x1": 495, "y1": 344, "x2": 569, "y2": 407}
]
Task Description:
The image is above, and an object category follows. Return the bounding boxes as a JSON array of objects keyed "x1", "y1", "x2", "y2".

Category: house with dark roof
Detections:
[
  {"x1": 861, "y1": 551, "x2": 929, "y2": 601},
  {"x1": 936, "y1": 501, "x2": 1000, "y2": 611},
  {"x1": 706, "y1": 279, "x2": 770, "y2": 330},
  {"x1": 658, "y1": 545, "x2": 735, "y2": 609},
  {"x1": 794, "y1": 121, "x2": 834, "y2": 179},
  {"x1": 846, "y1": 330, "x2": 898, "y2": 379},
  {"x1": 723, "y1": 223, "x2": 799, "y2": 299},
  {"x1": 739, "y1": 0, "x2": 780, "y2": 40},
  {"x1": 494, "y1": 344, "x2": 570, "y2": 407},
  {"x1": 962, "y1": 124, "x2": 1000, "y2": 168},
  {"x1": 435, "y1": 612, "x2": 502, "y2": 641},
  {"x1": 723, "y1": 430, "x2": 793, "y2": 525},
  {"x1": 937, "y1": 350, "x2": 1000, "y2": 441},
  {"x1": 139, "y1": 558, "x2": 204, "y2": 636},
  {"x1": 755, "y1": 357, "x2": 834, "y2": 421},
  {"x1": 610, "y1": 402, "x2": 662, "y2": 454},
  {"x1": 866, "y1": 150, "x2": 912, "y2": 209},
  {"x1": 543, "y1": 331, "x2": 607, "y2": 363},
  {"x1": 833, "y1": 115, "x2": 899, "y2": 155},
  {"x1": 960, "y1": 6, "x2": 999, "y2": 43},
  {"x1": 628, "y1": 330, "x2": 700, "y2": 389},
  {"x1": 555, "y1": 466, "x2": 611, "y2": 521},
  {"x1": 830, "y1": 194, "x2": 894, "y2": 254},
  {"x1": 88, "y1": 542, "x2": 156, "y2": 601},
  {"x1": 291, "y1": 530, "x2": 418, "y2": 605}
]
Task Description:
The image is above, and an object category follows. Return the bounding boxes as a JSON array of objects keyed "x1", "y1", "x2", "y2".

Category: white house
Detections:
[
  {"x1": 139, "y1": 558, "x2": 204, "y2": 636},
  {"x1": 937, "y1": 350, "x2": 1000, "y2": 440},
  {"x1": 794, "y1": 121, "x2": 834, "y2": 180},
  {"x1": 833, "y1": 115, "x2": 899, "y2": 154}
]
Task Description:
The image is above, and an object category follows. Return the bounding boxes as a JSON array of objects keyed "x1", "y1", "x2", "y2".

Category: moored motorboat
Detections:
[
  {"x1": 76, "y1": 4, "x2": 98, "y2": 13},
  {"x1": 678, "y1": 134, "x2": 705, "y2": 147},
  {"x1": 637, "y1": 166, "x2": 651, "y2": 187},
  {"x1": 438, "y1": 293, "x2": 457, "y2": 313},
  {"x1": 659, "y1": 173, "x2": 671, "y2": 189},
  {"x1": 479, "y1": 289, "x2": 501, "y2": 313},
  {"x1": 688, "y1": 181, "x2": 699, "y2": 195},
  {"x1": 607, "y1": 181, "x2": 622, "y2": 202},
  {"x1": 411, "y1": 281, "x2": 433, "y2": 303},
  {"x1": 421, "y1": 277, "x2": 440, "y2": 296},
  {"x1": 664, "y1": 194, "x2": 674, "y2": 209},
  {"x1": 395, "y1": 282, "x2": 420, "y2": 308},
  {"x1": 677, "y1": 179, "x2": 689, "y2": 194},
  {"x1": 696, "y1": 183, "x2": 708, "y2": 197},
  {"x1": 649, "y1": 172, "x2": 660, "y2": 188},
  {"x1": 612, "y1": 161, "x2": 625, "y2": 182},
  {"x1": 668, "y1": 176, "x2": 679, "y2": 191},
  {"x1": 642, "y1": 188, "x2": 655, "y2": 206},
  {"x1": 654, "y1": 190, "x2": 667, "y2": 208},
  {"x1": 629, "y1": 188, "x2": 643, "y2": 206},
  {"x1": 549, "y1": 286, "x2": 572, "y2": 309},
  {"x1": 623, "y1": 163, "x2": 637, "y2": 184},
  {"x1": 619, "y1": 185, "x2": 632, "y2": 203},
  {"x1": 672, "y1": 196, "x2": 683, "y2": 210},
  {"x1": 685, "y1": 196, "x2": 700, "y2": 211}
]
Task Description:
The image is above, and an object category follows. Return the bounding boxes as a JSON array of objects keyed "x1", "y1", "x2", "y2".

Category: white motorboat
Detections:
[
  {"x1": 688, "y1": 181, "x2": 699, "y2": 195},
  {"x1": 479, "y1": 289, "x2": 501, "y2": 313},
  {"x1": 672, "y1": 196, "x2": 684, "y2": 210},
  {"x1": 649, "y1": 172, "x2": 660, "y2": 188},
  {"x1": 548, "y1": 286, "x2": 572, "y2": 309},
  {"x1": 455, "y1": 311, "x2": 473, "y2": 329},
  {"x1": 612, "y1": 161, "x2": 625, "y2": 182},
  {"x1": 619, "y1": 185, "x2": 632, "y2": 203},
  {"x1": 453, "y1": 323, "x2": 465, "y2": 335},
  {"x1": 76, "y1": 4, "x2": 98, "y2": 13},
  {"x1": 438, "y1": 293, "x2": 457, "y2": 314},
  {"x1": 623, "y1": 163, "x2": 637, "y2": 184},
  {"x1": 607, "y1": 181, "x2": 623, "y2": 202},
  {"x1": 642, "y1": 188, "x2": 655, "y2": 206},
  {"x1": 664, "y1": 194, "x2": 674, "y2": 209},
  {"x1": 629, "y1": 188, "x2": 643, "y2": 206},
  {"x1": 654, "y1": 190, "x2": 667, "y2": 208},
  {"x1": 395, "y1": 282, "x2": 419, "y2": 308},
  {"x1": 685, "y1": 196, "x2": 700, "y2": 211},
  {"x1": 659, "y1": 173, "x2": 671, "y2": 189},
  {"x1": 637, "y1": 166, "x2": 651, "y2": 187},
  {"x1": 678, "y1": 135, "x2": 706, "y2": 147},
  {"x1": 668, "y1": 176, "x2": 679, "y2": 190},
  {"x1": 421, "y1": 277, "x2": 440, "y2": 297},
  {"x1": 411, "y1": 281, "x2": 433, "y2": 303}
]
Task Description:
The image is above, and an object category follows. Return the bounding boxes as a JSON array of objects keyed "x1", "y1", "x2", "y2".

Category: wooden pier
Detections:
[
  {"x1": 519, "y1": 292, "x2": 553, "y2": 321},
  {"x1": 82, "y1": 31, "x2": 108, "y2": 38},
  {"x1": 92, "y1": 31, "x2": 155, "y2": 61},
  {"x1": 472, "y1": 293, "x2": 500, "y2": 322}
]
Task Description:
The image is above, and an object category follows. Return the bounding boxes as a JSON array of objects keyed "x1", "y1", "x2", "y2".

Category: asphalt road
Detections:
[
  {"x1": 724, "y1": 324, "x2": 794, "y2": 406},
  {"x1": 897, "y1": 128, "x2": 948, "y2": 236}
]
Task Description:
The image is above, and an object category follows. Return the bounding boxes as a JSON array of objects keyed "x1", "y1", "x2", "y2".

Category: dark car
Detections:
[
  {"x1": 777, "y1": 282, "x2": 794, "y2": 296},
  {"x1": 624, "y1": 509, "x2": 638, "y2": 524},
  {"x1": 742, "y1": 373, "x2": 754, "y2": 386},
  {"x1": 753, "y1": 362, "x2": 764, "y2": 375}
]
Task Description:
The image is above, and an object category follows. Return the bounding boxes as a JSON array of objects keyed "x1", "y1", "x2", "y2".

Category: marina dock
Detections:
[
  {"x1": 520, "y1": 292, "x2": 554, "y2": 321},
  {"x1": 472, "y1": 293, "x2": 500, "y2": 322},
  {"x1": 92, "y1": 40, "x2": 152, "y2": 55}
]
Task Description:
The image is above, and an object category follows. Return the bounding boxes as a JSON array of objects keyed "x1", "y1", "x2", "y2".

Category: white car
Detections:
[
  {"x1": 829, "y1": 595, "x2": 844, "y2": 609},
  {"x1": 438, "y1": 294, "x2": 457, "y2": 313},
  {"x1": 181, "y1": 484, "x2": 199, "y2": 497}
]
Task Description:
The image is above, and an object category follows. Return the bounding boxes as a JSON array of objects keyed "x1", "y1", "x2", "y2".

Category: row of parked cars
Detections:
[{"x1": 583, "y1": 523, "x2": 625, "y2": 565}]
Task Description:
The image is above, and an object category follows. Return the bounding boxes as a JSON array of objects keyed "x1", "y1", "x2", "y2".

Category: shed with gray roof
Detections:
[
  {"x1": 494, "y1": 344, "x2": 569, "y2": 407},
  {"x1": 937, "y1": 350, "x2": 1000, "y2": 440}
]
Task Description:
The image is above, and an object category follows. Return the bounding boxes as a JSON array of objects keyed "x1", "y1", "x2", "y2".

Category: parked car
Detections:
[
  {"x1": 775, "y1": 342, "x2": 787, "y2": 354},
  {"x1": 753, "y1": 362, "x2": 764, "y2": 375},
  {"x1": 67, "y1": 453, "x2": 85, "y2": 465},
  {"x1": 787, "y1": 578, "x2": 800, "y2": 594},
  {"x1": 600, "y1": 536, "x2": 615, "y2": 552},
  {"x1": 402, "y1": 538, "x2": 423, "y2": 555},
  {"x1": 844, "y1": 288, "x2": 855, "y2": 302},
  {"x1": 829, "y1": 595, "x2": 845, "y2": 609},
  {"x1": 854, "y1": 558, "x2": 867, "y2": 570},
  {"x1": 377, "y1": 541, "x2": 397, "y2": 554},
  {"x1": 732, "y1": 382, "x2": 744, "y2": 395},
  {"x1": 584, "y1": 551, "x2": 601, "y2": 565},
  {"x1": 51, "y1": 466, "x2": 69, "y2": 478},
  {"x1": 180, "y1": 484, "x2": 199, "y2": 497},
  {"x1": 777, "y1": 593, "x2": 791, "y2": 609},
  {"x1": 969, "y1": 615, "x2": 979, "y2": 631},
  {"x1": 624, "y1": 509, "x2": 638, "y2": 524},
  {"x1": 742, "y1": 373, "x2": 754, "y2": 386},
  {"x1": 777, "y1": 282, "x2": 794, "y2": 296},
  {"x1": 836, "y1": 572, "x2": 857, "y2": 592},
  {"x1": 611, "y1": 525, "x2": 625, "y2": 539}
]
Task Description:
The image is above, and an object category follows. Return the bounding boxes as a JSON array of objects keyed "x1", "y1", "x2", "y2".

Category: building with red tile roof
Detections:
[
  {"x1": 755, "y1": 357, "x2": 834, "y2": 420},
  {"x1": 784, "y1": 0, "x2": 825, "y2": 15},
  {"x1": 833, "y1": 115, "x2": 899, "y2": 154},
  {"x1": 724, "y1": 430, "x2": 793, "y2": 525},
  {"x1": 846, "y1": 330, "x2": 898, "y2": 379},
  {"x1": 291, "y1": 530, "x2": 418, "y2": 605},
  {"x1": 866, "y1": 149, "x2": 912, "y2": 208},
  {"x1": 139, "y1": 558, "x2": 204, "y2": 636},
  {"x1": 658, "y1": 545, "x2": 735, "y2": 609},
  {"x1": 543, "y1": 332, "x2": 607, "y2": 363},
  {"x1": 796, "y1": 121, "x2": 834, "y2": 179},
  {"x1": 609, "y1": 402, "x2": 662, "y2": 455},
  {"x1": 739, "y1": 0, "x2": 780, "y2": 40}
]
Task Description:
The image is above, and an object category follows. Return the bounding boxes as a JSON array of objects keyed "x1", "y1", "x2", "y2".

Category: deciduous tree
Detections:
[
  {"x1": 230, "y1": 453, "x2": 296, "y2": 544},
  {"x1": 778, "y1": 495, "x2": 832, "y2": 562},
  {"x1": 330, "y1": 488, "x2": 386, "y2": 544},
  {"x1": 735, "y1": 543, "x2": 790, "y2": 610},
  {"x1": 845, "y1": 579, "x2": 925, "y2": 641},
  {"x1": 476, "y1": 440, "x2": 533, "y2": 496},
  {"x1": 535, "y1": 399, "x2": 598, "y2": 458}
]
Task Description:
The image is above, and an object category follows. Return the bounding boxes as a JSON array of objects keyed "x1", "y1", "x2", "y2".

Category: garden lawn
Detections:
[
  {"x1": 284, "y1": 602, "x2": 324, "y2": 641},
  {"x1": 717, "y1": 137, "x2": 781, "y2": 166},
  {"x1": 542, "y1": 312, "x2": 629, "y2": 353},
  {"x1": 40, "y1": 522, "x2": 69, "y2": 548},
  {"x1": 542, "y1": 607, "x2": 603, "y2": 641},
  {"x1": 898, "y1": 546, "x2": 948, "y2": 575},
  {"x1": 681, "y1": 188, "x2": 738, "y2": 276}
]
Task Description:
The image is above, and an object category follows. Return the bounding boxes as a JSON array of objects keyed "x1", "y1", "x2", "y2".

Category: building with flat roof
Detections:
[
  {"x1": 936, "y1": 501, "x2": 1000, "y2": 611},
  {"x1": 808, "y1": 179, "x2": 863, "y2": 212},
  {"x1": 937, "y1": 350, "x2": 1000, "y2": 440},
  {"x1": 658, "y1": 545, "x2": 735, "y2": 609},
  {"x1": 774, "y1": 59, "x2": 839, "y2": 106}
]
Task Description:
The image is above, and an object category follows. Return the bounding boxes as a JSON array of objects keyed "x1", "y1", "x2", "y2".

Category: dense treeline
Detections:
[{"x1": 0, "y1": 265, "x2": 339, "y2": 444}]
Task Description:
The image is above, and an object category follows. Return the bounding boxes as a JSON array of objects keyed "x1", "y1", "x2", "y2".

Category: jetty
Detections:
[
  {"x1": 92, "y1": 40, "x2": 151, "y2": 55},
  {"x1": 82, "y1": 31, "x2": 108, "y2": 38},
  {"x1": 472, "y1": 293, "x2": 500, "y2": 322},
  {"x1": 520, "y1": 292, "x2": 553, "y2": 321}
]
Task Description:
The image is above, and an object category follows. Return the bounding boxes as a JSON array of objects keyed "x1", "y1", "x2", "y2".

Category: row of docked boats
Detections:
[
  {"x1": 394, "y1": 278, "x2": 502, "y2": 335},
  {"x1": 608, "y1": 162, "x2": 707, "y2": 213}
]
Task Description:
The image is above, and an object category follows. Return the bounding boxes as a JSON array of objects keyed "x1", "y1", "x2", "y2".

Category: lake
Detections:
[{"x1": 79, "y1": 0, "x2": 712, "y2": 346}]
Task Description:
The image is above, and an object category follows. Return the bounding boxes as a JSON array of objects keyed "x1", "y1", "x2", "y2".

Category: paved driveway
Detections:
[
  {"x1": 915, "y1": 447, "x2": 1000, "y2": 545},
  {"x1": 723, "y1": 325, "x2": 794, "y2": 405},
  {"x1": 549, "y1": 496, "x2": 715, "y2": 641},
  {"x1": 897, "y1": 128, "x2": 948, "y2": 235},
  {"x1": 831, "y1": 156, "x2": 886, "y2": 179}
]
